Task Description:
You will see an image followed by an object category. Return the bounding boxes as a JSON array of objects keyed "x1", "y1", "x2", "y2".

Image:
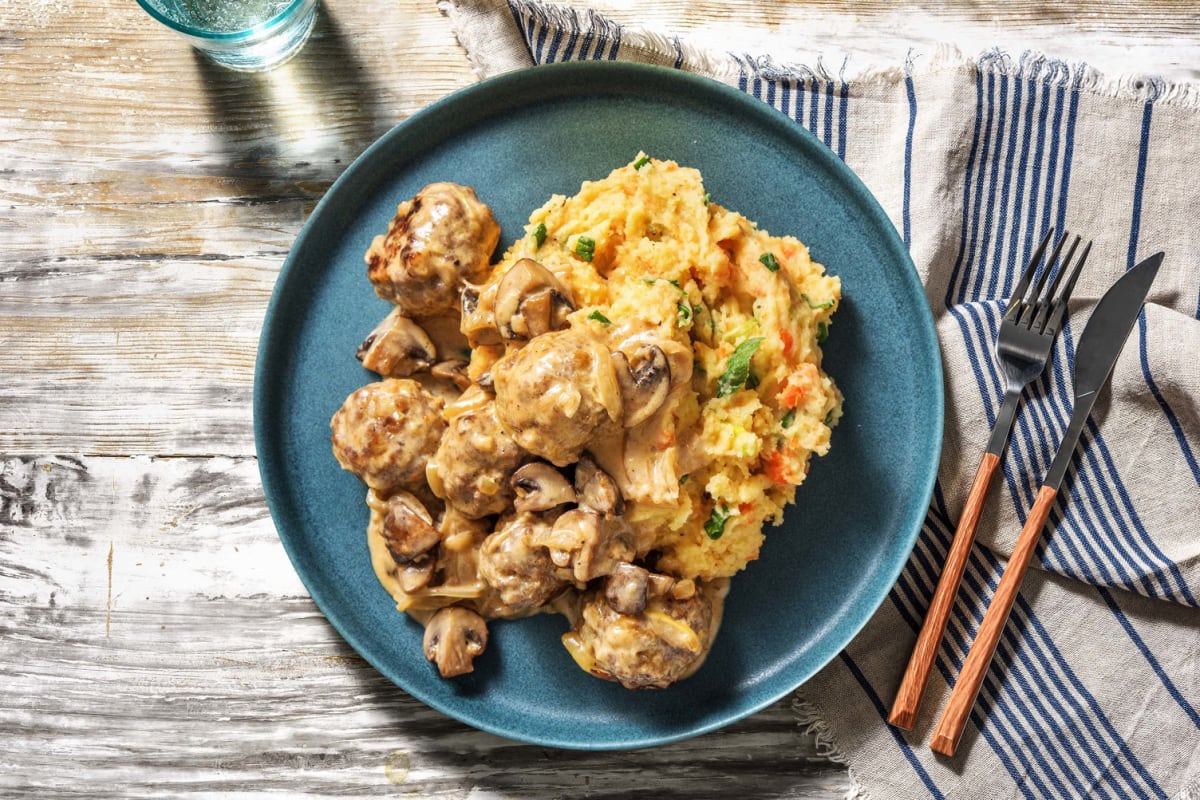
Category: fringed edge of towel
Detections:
[
  {"x1": 793, "y1": 691, "x2": 871, "y2": 800},
  {"x1": 442, "y1": 0, "x2": 1200, "y2": 112},
  {"x1": 974, "y1": 47, "x2": 1200, "y2": 109}
]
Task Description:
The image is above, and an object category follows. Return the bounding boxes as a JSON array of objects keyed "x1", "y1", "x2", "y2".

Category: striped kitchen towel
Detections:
[{"x1": 442, "y1": 1, "x2": 1200, "y2": 797}]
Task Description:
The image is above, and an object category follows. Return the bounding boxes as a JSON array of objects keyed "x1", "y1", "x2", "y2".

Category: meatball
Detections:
[
  {"x1": 492, "y1": 328, "x2": 623, "y2": 467},
  {"x1": 428, "y1": 399, "x2": 525, "y2": 519},
  {"x1": 571, "y1": 581, "x2": 717, "y2": 689},
  {"x1": 365, "y1": 182, "x2": 501, "y2": 316},
  {"x1": 330, "y1": 378, "x2": 446, "y2": 493},
  {"x1": 477, "y1": 512, "x2": 568, "y2": 616}
]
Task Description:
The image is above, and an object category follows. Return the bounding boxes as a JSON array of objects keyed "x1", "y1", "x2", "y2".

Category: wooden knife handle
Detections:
[
  {"x1": 930, "y1": 484, "x2": 1058, "y2": 757},
  {"x1": 888, "y1": 453, "x2": 1000, "y2": 730}
]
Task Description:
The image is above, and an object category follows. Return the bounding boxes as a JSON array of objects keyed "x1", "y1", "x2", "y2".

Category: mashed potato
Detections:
[{"x1": 488, "y1": 154, "x2": 842, "y2": 579}]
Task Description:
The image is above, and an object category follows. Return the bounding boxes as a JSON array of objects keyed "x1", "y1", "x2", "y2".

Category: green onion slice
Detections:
[
  {"x1": 716, "y1": 337, "x2": 765, "y2": 398},
  {"x1": 704, "y1": 505, "x2": 731, "y2": 540},
  {"x1": 575, "y1": 236, "x2": 596, "y2": 262}
]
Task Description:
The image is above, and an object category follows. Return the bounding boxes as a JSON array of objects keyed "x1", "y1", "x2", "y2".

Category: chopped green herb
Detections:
[
  {"x1": 704, "y1": 504, "x2": 731, "y2": 540},
  {"x1": 633, "y1": 154, "x2": 651, "y2": 169},
  {"x1": 745, "y1": 372, "x2": 759, "y2": 391},
  {"x1": 781, "y1": 409, "x2": 796, "y2": 429},
  {"x1": 817, "y1": 321, "x2": 829, "y2": 344},
  {"x1": 676, "y1": 302, "x2": 692, "y2": 326},
  {"x1": 759, "y1": 252, "x2": 781, "y2": 273},
  {"x1": 716, "y1": 337, "x2": 764, "y2": 397},
  {"x1": 641, "y1": 277, "x2": 657, "y2": 286},
  {"x1": 803, "y1": 293, "x2": 834, "y2": 310},
  {"x1": 702, "y1": 191, "x2": 711, "y2": 205},
  {"x1": 533, "y1": 222, "x2": 547, "y2": 248},
  {"x1": 668, "y1": 279, "x2": 682, "y2": 290},
  {"x1": 575, "y1": 236, "x2": 596, "y2": 262},
  {"x1": 588, "y1": 310, "x2": 612, "y2": 326}
]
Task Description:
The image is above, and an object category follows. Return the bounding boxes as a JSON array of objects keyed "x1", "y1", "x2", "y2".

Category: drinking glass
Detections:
[{"x1": 137, "y1": 0, "x2": 319, "y2": 72}]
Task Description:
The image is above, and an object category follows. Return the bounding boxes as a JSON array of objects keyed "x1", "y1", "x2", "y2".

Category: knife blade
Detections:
[
  {"x1": 1042, "y1": 251, "x2": 1163, "y2": 491},
  {"x1": 930, "y1": 250, "x2": 1163, "y2": 758}
]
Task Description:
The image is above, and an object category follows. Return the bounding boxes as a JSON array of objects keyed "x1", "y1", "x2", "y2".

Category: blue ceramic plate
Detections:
[{"x1": 255, "y1": 61, "x2": 942, "y2": 750}]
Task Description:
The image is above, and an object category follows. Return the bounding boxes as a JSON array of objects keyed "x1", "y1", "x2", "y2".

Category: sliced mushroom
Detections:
[
  {"x1": 541, "y1": 508, "x2": 635, "y2": 583},
  {"x1": 494, "y1": 259, "x2": 575, "y2": 340},
  {"x1": 604, "y1": 562, "x2": 649, "y2": 615},
  {"x1": 381, "y1": 491, "x2": 441, "y2": 564},
  {"x1": 574, "y1": 454, "x2": 623, "y2": 517},
  {"x1": 422, "y1": 606, "x2": 489, "y2": 678},
  {"x1": 460, "y1": 283, "x2": 503, "y2": 347},
  {"x1": 511, "y1": 462, "x2": 577, "y2": 513},
  {"x1": 611, "y1": 343, "x2": 670, "y2": 427},
  {"x1": 431, "y1": 359, "x2": 472, "y2": 391},
  {"x1": 400, "y1": 559, "x2": 435, "y2": 593},
  {"x1": 356, "y1": 308, "x2": 437, "y2": 377}
]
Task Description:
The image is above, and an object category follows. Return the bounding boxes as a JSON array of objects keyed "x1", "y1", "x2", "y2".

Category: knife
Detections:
[{"x1": 929, "y1": 251, "x2": 1163, "y2": 758}]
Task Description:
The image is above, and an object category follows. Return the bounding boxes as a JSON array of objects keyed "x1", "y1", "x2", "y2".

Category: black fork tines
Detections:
[{"x1": 1009, "y1": 230, "x2": 1089, "y2": 332}]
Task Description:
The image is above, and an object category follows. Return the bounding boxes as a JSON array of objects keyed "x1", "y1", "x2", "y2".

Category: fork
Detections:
[{"x1": 888, "y1": 229, "x2": 1091, "y2": 730}]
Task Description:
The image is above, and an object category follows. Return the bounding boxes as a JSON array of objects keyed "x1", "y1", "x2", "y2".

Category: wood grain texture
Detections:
[
  {"x1": 3, "y1": 0, "x2": 1198, "y2": 794},
  {"x1": 930, "y1": 483, "x2": 1060, "y2": 757},
  {"x1": 888, "y1": 452, "x2": 1000, "y2": 731}
]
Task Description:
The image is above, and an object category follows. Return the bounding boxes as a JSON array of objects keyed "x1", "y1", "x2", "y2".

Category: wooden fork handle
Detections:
[
  {"x1": 930, "y1": 484, "x2": 1058, "y2": 757},
  {"x1": 888, "y1": 452, "x2": 1000, "y2": 730}
]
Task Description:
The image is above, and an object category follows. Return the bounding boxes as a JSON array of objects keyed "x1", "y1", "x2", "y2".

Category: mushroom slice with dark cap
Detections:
[
  {"x1": 356, "y1": 308, "x2": 437, "y2": 377},
  {"x1": 494, "y1": 258, "x2": 575, "y2": 340},
  {"x1": 611, "y1": 342, "x2": 671, "y2": 428},
  {"x1": 431, "y1": 358, "x2": 472, "y2": 391},
  {"x1": 574, "y1": 454, "x2": 623, "y2": 517},
  {"x1": 422, "y1": 606, "x2": 489, "y2": 678},
  {"x1": 381, "y1": 491, "x2": 441, "y2": 564},
  {"x1": 510, "y1": 462, "x2": 576, "y2": 513},
  {"x1": 399, "y1": 559, "x2": 435, "y2": 593}
]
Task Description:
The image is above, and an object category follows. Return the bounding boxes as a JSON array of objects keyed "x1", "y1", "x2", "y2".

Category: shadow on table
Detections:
[{"x1": 192, "y1": 1, "x2": 398, "y2": 199}]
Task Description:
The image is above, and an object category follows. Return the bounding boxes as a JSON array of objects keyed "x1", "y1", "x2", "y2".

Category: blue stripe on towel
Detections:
[
  {"x1": 971, "y1": 71, "x2": 1008, "y2": 302},
  {"x1": 838, "y1": 81, "x2": 849, "y2": 160},
  {"x1": 1053, "y1": 81, "x2": 1080, "y2": 238},
  {"x1": 1097, "y1": 586, "x2": 1200, "y2": 728},
  {"x1": 823, "y1": 81, "x2": 835, "y2": 149},
  {"x1": 903, "y1": 74, "x2": 916, "y2": 248},
  {"x1": 1003, "y1": 74, "x2": 1038, "y2": 295},
  {"x1": 808, "y1": 79, "x2": 819, "y2": 134},
  {"x1": 986, "y1": 73, "x2": 1021, "y2": 301},
  {"x1": 1127, "y1": 100, "x2": 1200, "y2": 488}
]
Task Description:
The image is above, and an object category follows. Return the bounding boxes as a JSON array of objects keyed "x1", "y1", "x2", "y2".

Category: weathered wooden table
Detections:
[{"x1": 3, "y1": 1, "x2": 1195, "y2": 796}]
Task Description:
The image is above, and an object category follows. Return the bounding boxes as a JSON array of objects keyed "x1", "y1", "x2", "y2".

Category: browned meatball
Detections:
[
  {"x1": 365, "y1": 182, "x2": 501, "y2": 316},
  {"x1": 492, "y1": 328, "x2": 623, "y2": 467},
  {"x1": 428, "y1": 399, "x2": 525, "y2": 519},
  {"x1": 477, "y1": 512, "x2": 567, "y2": 616},
  {"x1": 571, "y1": 581, "x2": 717, "y2": 689},
  {"x1": 330, "y1": 378, "x2": 445, "y2": 493}
]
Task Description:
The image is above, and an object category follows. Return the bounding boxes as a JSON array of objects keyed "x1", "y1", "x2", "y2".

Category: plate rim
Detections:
[{"x1": 253, "y1": 60, "x2": 944, "y2": 750}]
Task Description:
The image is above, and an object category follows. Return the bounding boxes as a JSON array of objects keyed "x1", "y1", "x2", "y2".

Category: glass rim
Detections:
[{"x1": 136, "y1": 0, "x2": 312, "y2": 42}]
